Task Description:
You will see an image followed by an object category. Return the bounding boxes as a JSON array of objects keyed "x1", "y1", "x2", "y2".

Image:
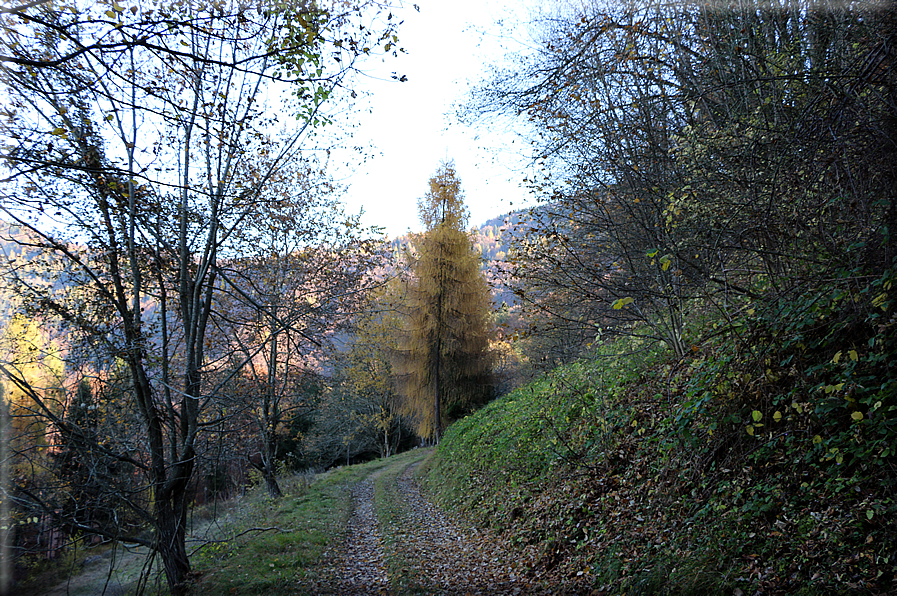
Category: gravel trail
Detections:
[{"x1": 312, "y1": 453, "x2": 547, "y2": 595}]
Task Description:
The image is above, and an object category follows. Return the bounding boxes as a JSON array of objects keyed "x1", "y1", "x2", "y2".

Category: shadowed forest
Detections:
[{"x1": 1, "y1": 0, "x2": 895, "y2": 595}]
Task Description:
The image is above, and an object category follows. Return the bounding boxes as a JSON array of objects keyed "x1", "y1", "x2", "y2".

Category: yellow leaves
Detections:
[
  {"x1": 850, "y1": 411, "x2": 863, "y2": 421},
  {"x1": 825, "y1": 447, "x2": 844, "y2": 464},
  {"x1": 659, "y1": 254, "x2": 673, "y2": 271},
  {"x1": 746, "y1": 410, "x2": 763, "y2": 436},
  {"x1": 832, "y1": 350, "x2": 859, "y2": 364},
  {"x1": 871, "y1": 282, "x2": 890, "y2": 310},
  {"x1": 612, "y1": 297, "x2": 634, "y2": 310}
]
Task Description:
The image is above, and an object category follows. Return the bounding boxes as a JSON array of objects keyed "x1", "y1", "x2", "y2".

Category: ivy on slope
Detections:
[{"x1": 425, "y1": 280, "x2": 897, "y2": 595}]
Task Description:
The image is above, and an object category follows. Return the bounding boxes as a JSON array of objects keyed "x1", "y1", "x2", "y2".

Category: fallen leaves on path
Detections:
[
  {"x1": 302, "y1": 478, "x2": 390, "y2": 595},
  {"x1": 384, "y1": 462, "x2": 533, "y2": 594},
  {"x1": 300, "y1": 455, "x2": 570, "y2": 595}
]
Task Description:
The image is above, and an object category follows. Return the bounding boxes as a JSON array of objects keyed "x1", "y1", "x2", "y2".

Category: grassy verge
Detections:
[
  {"x1": 370, "y1": 448, "x2": 431, "y2": 595},
  {"x1": 191, "y1": 457, "x2": 394, "y2": 595}
]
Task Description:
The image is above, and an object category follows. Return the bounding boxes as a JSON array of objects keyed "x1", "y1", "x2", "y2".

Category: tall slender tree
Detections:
[{"x1": 396, "y1": 163, "x2": 493, "y2": 441}]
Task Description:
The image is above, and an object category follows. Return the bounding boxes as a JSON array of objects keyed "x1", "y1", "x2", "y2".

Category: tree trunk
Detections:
[
  {"x1": 264, "y1": 467, "x2": 283, "y2": 498},
  {"x1": 156, "y1": 500, "x2": 191, "y2": 596},
  {"x1": 262, "y1": 330, "x2": 283, "y2": 498},
  {"x1": 433, "y1": 280, "x2": 444, "y2": 442},
  {"x1": 259, "y1": 433, "x2": 283, "y2": 498},
  {"x1": 433, "y1": 354, "x2": 441, "y2": 443},
  {"x1": 262, "y1": 446, "x2": 283, "y2": 498}
]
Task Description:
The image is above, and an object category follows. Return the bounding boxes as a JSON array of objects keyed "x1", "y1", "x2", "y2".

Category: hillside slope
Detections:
[{"x1": 424, "y1": 317, "x2": 897, "y2": 594}]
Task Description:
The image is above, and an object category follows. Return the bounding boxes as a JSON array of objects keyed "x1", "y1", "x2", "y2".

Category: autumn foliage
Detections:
[{"x1": 393, "y1": 163, "x2": 494, "y2": 441}]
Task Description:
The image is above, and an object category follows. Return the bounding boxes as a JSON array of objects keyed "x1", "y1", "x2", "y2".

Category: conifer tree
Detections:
[{"x1": 396, "y1": 162, "x2": 493, "y2": 441}]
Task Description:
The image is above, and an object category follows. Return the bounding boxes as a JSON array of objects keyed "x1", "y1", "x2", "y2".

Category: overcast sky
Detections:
[{"x1": 328, "y1": 0, "x2": 539, "y2": 238}]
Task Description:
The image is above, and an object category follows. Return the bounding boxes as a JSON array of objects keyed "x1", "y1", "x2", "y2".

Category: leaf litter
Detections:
[{"x1": 305, "y1": 455, "x2": 559, "y2": 595}]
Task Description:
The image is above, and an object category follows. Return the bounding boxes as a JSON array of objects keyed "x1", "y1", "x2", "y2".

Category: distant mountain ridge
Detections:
[
  {"x1": 385, "y1": 211, "x2": 522, "y2": 263},
  {"x1": 384, "y1": 211, "x2": 525, "y2": 306}
]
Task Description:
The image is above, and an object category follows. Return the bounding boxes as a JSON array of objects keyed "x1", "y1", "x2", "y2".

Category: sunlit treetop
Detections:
[{"x1": 417, "y1": 161, "x2": 469, "y2": 232}]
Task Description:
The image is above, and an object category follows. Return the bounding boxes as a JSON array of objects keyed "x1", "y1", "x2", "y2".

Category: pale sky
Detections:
[{"x1": 329, "y1": 0, "x2": 539, "y2": 238}]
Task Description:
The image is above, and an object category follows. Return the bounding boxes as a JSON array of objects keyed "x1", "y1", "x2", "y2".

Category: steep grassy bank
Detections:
[{"x1": 425, "y1": 294, "x2": 897, "y2": 594}]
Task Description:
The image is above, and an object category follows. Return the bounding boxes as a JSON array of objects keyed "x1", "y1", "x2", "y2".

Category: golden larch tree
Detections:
[{"x1": 396, "y1": 162, "x2": 494, "y2": 441}]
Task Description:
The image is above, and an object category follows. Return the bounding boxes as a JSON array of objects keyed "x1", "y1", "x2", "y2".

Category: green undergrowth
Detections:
[
  {"x1": 426, "y1": 277, "x2": 897, "y2": 594},
  {"x1": 192, "y1": 458, "x2": 394, "y2": 595}
]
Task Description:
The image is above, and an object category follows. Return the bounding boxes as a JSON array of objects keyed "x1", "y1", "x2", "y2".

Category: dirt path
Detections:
[
  {"x1": 41, "y1": 451, "x2": 548, "y2": 596},
  {"x1": 311, "y1": 450, "x2": 544, "y2": 595},
  {"x1": 385, "y1": 461, "x2": 532, "y2": 594},
  {"x1": 313, "y1": 472, "x2": 392, "y2": 595}
]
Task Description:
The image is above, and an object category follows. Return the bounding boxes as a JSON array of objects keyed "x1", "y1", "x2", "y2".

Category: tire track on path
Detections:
[
  {"x1": 310, "y1": 468, "x2": 391, "y2": 595},
  {"x1": 310, "y1": 450, "x2": 546, "y2": 595},
  {"x1": 341, "y1": 477, "x2": 391, "y2": 594},
  {"x1": 378, "y1": 455, "x2": 544, "y2": 595}
]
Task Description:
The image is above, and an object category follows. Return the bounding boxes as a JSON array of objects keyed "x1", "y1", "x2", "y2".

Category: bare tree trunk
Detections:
[
  {"x1": 262, "y1": 331, "x2": 283, "y2": 498},
  {"x1": 155, "y1": 499, "x2": 191, "y2": 596},
  {"x1": 263, "y1": 466, "x2": 283, "y2": 498},
  {"x1": 261, "y1": 437, "x2": 283, "y2": 498}
]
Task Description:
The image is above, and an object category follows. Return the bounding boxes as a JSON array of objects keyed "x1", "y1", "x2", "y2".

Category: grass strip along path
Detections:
[{"x1": 191, "y1": 448, "x2": 546, "y2": 595}]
